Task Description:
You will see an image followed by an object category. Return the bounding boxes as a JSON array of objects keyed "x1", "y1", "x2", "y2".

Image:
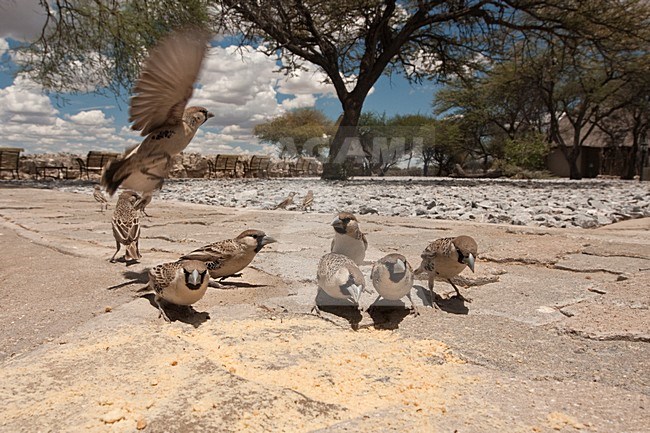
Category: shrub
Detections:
[{"x1": 504, "y1": 133, "x2": 549, "y2": 170}]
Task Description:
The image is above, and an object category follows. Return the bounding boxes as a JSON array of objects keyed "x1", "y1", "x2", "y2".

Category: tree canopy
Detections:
[{"x1": 253, "y1": 108, "x2": 333, "y2": 158}]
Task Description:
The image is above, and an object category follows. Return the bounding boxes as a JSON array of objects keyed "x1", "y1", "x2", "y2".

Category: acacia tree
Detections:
[
  {"x1": 22, "y1": 0, "x2": 650, "y2": 179},
  {"x1": 253, "y1": 108, "x2": 333, "y2": 157},
  {"x1": 600, "y1": 54, "x2": 650, "y2": 179}
]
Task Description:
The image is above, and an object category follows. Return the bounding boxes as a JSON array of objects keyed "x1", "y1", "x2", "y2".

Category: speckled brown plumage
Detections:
[
  {"x1": 110, "y1": 191, "x2": 141, "y2": 263},
  {"x1": 148, "y1": 260, "x2": 209, "y2": 322},
  {"x1": 330, "y1": 212, "x2": 368, "y2": 265},
  {"x1": 180, "y1": 229, "x2": 276, "y2": 283},
  {"x1": 415, "y1": 235, "x2": 478, "y2": 305},
  {"x1": 370, "y1": 253, "x2": 416, "y2": 314},
  {"x1": 93, "y1": 185, "x2": 109, "y2": 212},
  {"x1": 313, "y1": 253, "x2": 365, "y2": 314}
]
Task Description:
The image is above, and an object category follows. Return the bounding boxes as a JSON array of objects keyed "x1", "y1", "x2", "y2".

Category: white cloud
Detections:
[
  {"x1": 0, "y1": 75, "x2": 134, "y2": 153},
  {"x1": 67, "y1": 110, "x2": 113, "y2": 126},
  {"x1": 190, "y1": 45, "x2": 285, "y2": 130},
  {"x1": 276, "y1": 67, "x2": 337, "y2": 98},
  {"x1": 0, "y1": 38, "x2": 8, "y2": 57},
  {"x1": 0, "y1": 75, "x2": 58, "y2": 124},
  {"x1": 280, "y1": 94, "x2": 317, "y2": 110}
]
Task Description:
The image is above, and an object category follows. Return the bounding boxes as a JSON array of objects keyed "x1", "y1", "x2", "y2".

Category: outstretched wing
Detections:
[{"x1": 129, "y1": 28, "x2": 210, "y2": 136}]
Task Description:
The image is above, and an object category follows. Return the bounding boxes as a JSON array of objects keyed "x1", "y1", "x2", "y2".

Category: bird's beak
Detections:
[
  {"x1": 188, "y1": 269, "x2": 201, "y2": 286},
  {"x1": 348, "y1": 284, "x2": 362, "y2": 305},
  {"x1": 331, "y1": 217, "x2": 341, "y2": 226},
  {"x1": 207, "y1": 112, "x2": 215, "y2": 119},
  {"x1": 394, "y1": 259, "x2": 406, "y2": 274},
  {"x1": 260, "y1": 235, "x2": 277, "y2": 246},
  {"x1": 465, "y1": 253, "x2": 475, "y2": 273}
]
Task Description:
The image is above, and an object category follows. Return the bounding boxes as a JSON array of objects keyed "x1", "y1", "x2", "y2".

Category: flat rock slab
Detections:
[
  {"x1": 1, "y1": 186, "x2": 649, "y2": 432},
  {"x1": 560, "y1": 272, "x2": 650, "y2": 342},
  {"x1": 555, "y1": 253, "x2": 650, "y2": 275}
]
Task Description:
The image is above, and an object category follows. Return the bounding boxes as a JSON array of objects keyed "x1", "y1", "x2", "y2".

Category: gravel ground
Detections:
[{"x1": 5, "y1": 176, "x2": 650, "y2": 228}]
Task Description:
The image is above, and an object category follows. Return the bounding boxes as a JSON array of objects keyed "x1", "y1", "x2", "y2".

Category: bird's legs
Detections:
[
  {"x1": 447, "y1": 279, "x2": 472, "y2": 303},
  {"x1": 154, "y1": 296, "x2": 172, "y2": 322},
  {"x1": 427, "y1": 274, "x2": 441, "y2": 308},
  {"x1": 310, "y1": 303, "x2": 322, "y2": 317},
  {"x1": 365, "y1": 295, "x2": 382, "y2": 314},
  {"x1": 406, "y1": 293, "x2": 420, "y2": 316},
  {"x1": 208, "y1": 279, "x2": 225, "y2": 288},
  {"x1": 311, "y1": 288, "x2": 324, "y2": 317},
  {"x1": 219, "y1": 273, "x2": 243, "y2": 282},
  {"x1": 110, "y1": 242, "x2": 121, "y2": 263}
]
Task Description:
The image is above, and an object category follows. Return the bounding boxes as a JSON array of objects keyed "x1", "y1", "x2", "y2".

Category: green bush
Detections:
[{"x1": 504, "y1": 133, "x2": 550, "y2": 170}]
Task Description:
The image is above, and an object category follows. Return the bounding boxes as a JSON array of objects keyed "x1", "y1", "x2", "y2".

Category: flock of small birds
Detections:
[
  {"x1": 90, "y1": 27, "x2": 478, "y2": 322},
  {"x1": 95, "y1": 185, "x2": 477, "y2": 321}
]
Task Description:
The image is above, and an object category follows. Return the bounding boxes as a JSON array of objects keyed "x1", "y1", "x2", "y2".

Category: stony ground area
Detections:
[
  {"x1": 8, "y1": 176, "x2": 650, "y2": 228},
  {"x1": 0, "y1": 185, "x2": 648, "y2": 432}
]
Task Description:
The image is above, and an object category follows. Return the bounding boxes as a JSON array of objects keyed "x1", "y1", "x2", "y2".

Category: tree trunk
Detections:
[
  {"x1": 322, "y1": 97, "x2": 363, "y2": 180},
  {"x1": 568, "y1": 147, "x2": 582, "y2": 180},
  {"x1": 622, "y1": 124, "x2": 641, "y2": 180}
]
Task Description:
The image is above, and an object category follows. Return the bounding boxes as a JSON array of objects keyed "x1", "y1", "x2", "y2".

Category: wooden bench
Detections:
[
  {"x1": 76, "y1": 151, "x2": 120, "y2": 179},
  {"x1": 208, "y1": 154, "x2": 243, "y2": 178},
  {"x1": 246, "y1": 155, "x2": 271, "y2": 178},
  {"x1": 291, "y1": 157, "x2": 319, "y2": 177},
  {"x1": 0, "y1": 147, "x2": 23, "y2": 179}
]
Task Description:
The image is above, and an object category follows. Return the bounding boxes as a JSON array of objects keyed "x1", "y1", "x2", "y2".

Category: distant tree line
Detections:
[{"x1": 255, "y1": 19, "x2": 649, "y2": 179}]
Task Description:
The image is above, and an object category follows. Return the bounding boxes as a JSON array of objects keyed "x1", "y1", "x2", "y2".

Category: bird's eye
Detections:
[{"x1": 342, "y1": 218, "x2": 350, "y2": 223}]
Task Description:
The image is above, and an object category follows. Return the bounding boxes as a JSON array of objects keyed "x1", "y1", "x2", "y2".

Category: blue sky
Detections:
[{"x1": 0, "y1": 1, "x2": 438, "y2": 156}]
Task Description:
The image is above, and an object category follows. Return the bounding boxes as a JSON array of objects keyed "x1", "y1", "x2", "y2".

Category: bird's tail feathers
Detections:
[
  {"x1": 101, "y1": 158, "x2": 129, "y2": 196},
  {"x1": 101, "y1": 158, "x2": 130, "y2": 196},
  {"x1": 125, "y1": 241, "x2": 141, "y2": 262}
]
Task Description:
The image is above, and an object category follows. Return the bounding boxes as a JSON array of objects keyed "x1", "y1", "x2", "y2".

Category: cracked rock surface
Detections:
[{"x1": 0, "y1": 186, "x2": 648, "y2": 432}]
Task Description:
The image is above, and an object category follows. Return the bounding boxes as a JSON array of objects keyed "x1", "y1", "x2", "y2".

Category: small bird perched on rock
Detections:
[
  {"x1": 93, "y1": 185, "x2": 109, "y2": 212},
  {"x1": 370, "y1": 253, "x2": 416, "y2": 314},
  {"x1": 134, "y1": 191, "x2": 153, "y2": 217},
  {"x1": 313, "y1": 253, "x2": 365, "y2": 314},
  {"x1": 301, "y1": 190, "x2": 314, "y2": 211},
  {"x1": 147, "y1": 260, "x2": 209, "y2": 322},
  {"x1": 330, "y1": 212, "x2": 367, "y2": 265},
  {"x1": 110, "y1": 191, "x2": 142, "y2": 263},
  {"x1": 102, "y1": 27, "x2": 214, "y2": 195},
  {"x1": 273, "y1": 192, "x2": 296, "y2": 210},
  {"x1": 414, "y1": 235, "x2": 477, "y2": 305},
  {"x1": 179, "y1": 229, "x2": 276, "y2": 286}
]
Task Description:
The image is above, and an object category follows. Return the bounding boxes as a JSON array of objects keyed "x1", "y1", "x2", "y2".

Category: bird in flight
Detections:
[{"x1": 102, "y1": 27, "x2": 214, "y2": 195}]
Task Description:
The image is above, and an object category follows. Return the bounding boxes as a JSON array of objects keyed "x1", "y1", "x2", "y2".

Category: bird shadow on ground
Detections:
[
  {"x1": 413, "y1": 285, "x2": 469, "y2": 315},
  {"x1": 434, "y1": 297, "x2": 470, "y2": 315},
  {"x1": 105, "y1": 270, "x2": 149, "y2": 291},
  {"x1": 139, "y1": 293, "x2": 210, "y2": 328},
  {"x1": 216, "y1": 281, "x2": 270, "y2": 289},
  {"x1": 366, "y1": 303, "x2": 411, "y2": 330},
  {"x1": 314, "y1": 289, "x2": 363, "y2": 330},
  {"x1": 110, "y1": 256, "x2": 141, "y2": 267}
]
